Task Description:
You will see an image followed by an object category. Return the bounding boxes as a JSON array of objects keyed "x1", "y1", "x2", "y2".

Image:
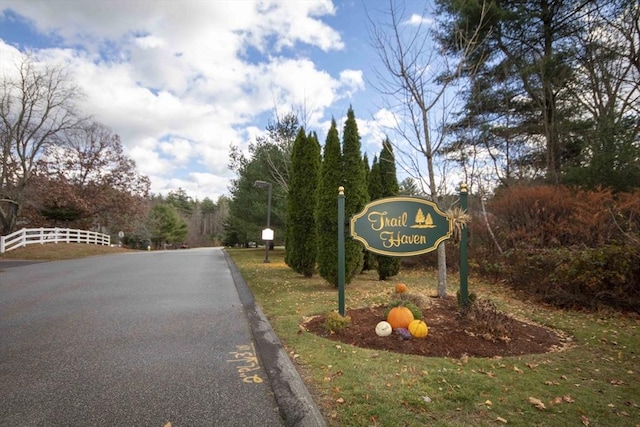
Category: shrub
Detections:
[
  {"x1": 324, "y1": 311, "x2": 352, "y2": 334},
  {"x1": 461, "y1": 298, "x2": 510, "y2": 342},
  {"x1": 467, "y1": 186, "x2": 640, "y2": 312},
  {"x1": 482, "y1": 185, "x2": 639, "y2": 250},
  {"x1": 503, "y1": 245, "x2": 640, "y2": 312},
  {"x1": 395, "y1": 292, "x2": 431, "y2": 311}
]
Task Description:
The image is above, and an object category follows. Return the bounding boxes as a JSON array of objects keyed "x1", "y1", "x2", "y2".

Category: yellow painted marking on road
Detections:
[{"x1": 227, "y1": 343, "x2": 263, "y2": 383}]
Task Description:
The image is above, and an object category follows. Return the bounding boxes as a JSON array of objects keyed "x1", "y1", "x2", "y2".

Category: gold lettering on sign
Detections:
[
  {"x1": 351, "y1": 197, "x2": 453, "y2": 256},
  {"x1": 367, "y1": 211, "x2": 408, "y2": 231},
  {"x1": 380, "y1": 231, "x2": 427, "y2": 248},
  {"x1": 364, "y1": 209, "x2": 429, "y2": 248}
]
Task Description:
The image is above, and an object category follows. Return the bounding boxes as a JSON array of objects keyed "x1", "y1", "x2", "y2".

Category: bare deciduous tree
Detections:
[
  {"x1": 0, "y1": 56, "x2": 84, "y2": 233},
  {"x1": 368, "y1": 0, "x2": 488, "y2": 297}
]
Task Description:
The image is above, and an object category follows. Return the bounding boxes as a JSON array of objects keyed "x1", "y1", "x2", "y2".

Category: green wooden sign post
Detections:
[
  {"x1": 337, "y1": 184, "x2": 469, "y2": 316},
  {"x1": 459, "y1": 183, "x2": 469, "y2": 306},
  {"x1": 337, "y1": 186, "x2": 346, "y2": 316}
]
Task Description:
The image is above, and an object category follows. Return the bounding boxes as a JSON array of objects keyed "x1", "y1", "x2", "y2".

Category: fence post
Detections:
[{"x1": 459, "y1": 183, "x2": 469, "y2": 306}]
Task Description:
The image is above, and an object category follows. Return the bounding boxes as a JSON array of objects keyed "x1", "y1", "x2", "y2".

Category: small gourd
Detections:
[
  {"x1": 395, "y1": 283, "x2": 408, "y2": 293},
  {"x1": 386, "y1": 305, "x2": 414, "y2": 329},
  {"x1": 375, "y1": 321, "x2": 392, "y2": 337},
  {"x1": 408, "y1": 319, "x2": 428, "y2": 338},
  {"x1": 395, "y1": 327, "x2": 412, "y2": 340}
]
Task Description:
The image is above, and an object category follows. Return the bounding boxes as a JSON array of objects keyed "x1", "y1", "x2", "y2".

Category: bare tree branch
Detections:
[
  {"x1": 0, "y1": 55, "x2": 86, "y2": 233},
  {"x1": 367, "y1": 0, "x2": 490, "y2": 296}
]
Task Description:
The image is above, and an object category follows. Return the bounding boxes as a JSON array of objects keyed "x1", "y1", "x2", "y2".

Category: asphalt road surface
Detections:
[{"x1": 0, "y1": 247, "x2": 323, "y2": 426}]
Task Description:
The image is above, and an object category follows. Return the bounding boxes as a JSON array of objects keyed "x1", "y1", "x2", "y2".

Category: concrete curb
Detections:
[{"x1": 224, "y1": 250, "x2": 327, "y2": 427}]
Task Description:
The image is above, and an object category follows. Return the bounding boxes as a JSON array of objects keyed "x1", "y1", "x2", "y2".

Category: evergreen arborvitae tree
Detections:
[
  {"x1": 379, "y1": 138, "x2": 399, "y2": 196},
  {"x1": 363, "y1": 155, "x2": 381, "y2": 272},
  {"x1": 376, "y1": 138, "x2": 401, "y2": 280},
  {"x1": 368, "y1": 155, "x2": 382, "y2": 200},
  {"x1": 362, "y1": 153, "x2": 371, "y2": 190},
  {"x1": 361, "y1": 153, "x2": 374, "y2": 271},
  {"x1": 285, "y1": 128, "x2": 320, "y2": 277},
  {"x1": 316, "y1": 119, "x2": 343, "y2": 286},
  {"x1": 342, "y1": 107, "x2": 368, "y2": 283}
]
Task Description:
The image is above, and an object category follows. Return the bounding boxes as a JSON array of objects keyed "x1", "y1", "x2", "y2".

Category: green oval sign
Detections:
[{"x1": 350, "y1": 197, "x2": 453, "y2": 256}]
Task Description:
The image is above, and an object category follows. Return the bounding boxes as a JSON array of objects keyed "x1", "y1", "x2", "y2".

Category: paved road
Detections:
[{"x1": 0, "y1": 248, "x2": 324, "y2": 426}]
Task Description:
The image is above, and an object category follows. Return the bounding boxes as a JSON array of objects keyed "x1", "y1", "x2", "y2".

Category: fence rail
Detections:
[{"x1": 0, "y1": 228, "x2": 111, "y2": 253}]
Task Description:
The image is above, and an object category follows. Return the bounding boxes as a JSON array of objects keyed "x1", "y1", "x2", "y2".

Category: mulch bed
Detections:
[{"x1": 302, "y1": 296, "x2": 570, "y2": 358}]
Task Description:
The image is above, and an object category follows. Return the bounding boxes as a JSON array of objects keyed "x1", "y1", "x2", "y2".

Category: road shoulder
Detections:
[{"x1": 224, "y1": 250, "x2": 326, "y2": 427}]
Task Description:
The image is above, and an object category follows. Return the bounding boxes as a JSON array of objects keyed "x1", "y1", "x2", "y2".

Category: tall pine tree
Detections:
[
  {"x1": 316, "y1": 119, "x2": 343, "y2": 286},
  {"x1": 285, "y1": 128, "x2": 320, "y2": 277},
  {"x1": 436, "y1": 0, "x2": 585, "y2": 184},
  {"x1": 375, "y1": 138, "x2": 401, "y2": 280},
  {"x1": 342, "y1": 107, "x2": 368, "y2": 283}
]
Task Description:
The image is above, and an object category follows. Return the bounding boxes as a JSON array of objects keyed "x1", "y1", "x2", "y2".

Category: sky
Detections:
[{"x1": 0, "y1": 0, "x2": 433, "y2": 202}]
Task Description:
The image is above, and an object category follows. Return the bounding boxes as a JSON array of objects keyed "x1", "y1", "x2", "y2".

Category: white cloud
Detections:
[
  {"x1": 134, "y1": 35, "x2": 165, "y2": 50},
  {"x1": 406, "y1": 14, "x2": 434, "y2": 27},
  {"x1": 0, "y1": 0, "x2": 372, "y2": 201},
  {"x1": 160, "y1": 137, "x2": 193, "y2": 166},
  {"x1": 230, "y1": 0, "x2": 343, "y2": 53},
  {"x1": 373, "y1": 108, "x2": 399, "y2": 129},
  {"x1": 154, "y1": 172, "x2": 231, "y2": 202},
  {"x1": 127, "y1": 138, "x2": 171, "y2": 176},
  {"x1": 0, "y1": 40, "x2": 22, "y2": 74},
  {"x1": 338, "y1": 69, "x2": 365, "y2": 96}
]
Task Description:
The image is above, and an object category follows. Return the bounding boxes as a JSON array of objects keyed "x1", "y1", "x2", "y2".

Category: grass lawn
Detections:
[
  {"x1": 227, "y1": 247, "x2": 640, "y2": 427},
  {"x1": 0, "y1": 242, "x2": 133, "y2": 260}
]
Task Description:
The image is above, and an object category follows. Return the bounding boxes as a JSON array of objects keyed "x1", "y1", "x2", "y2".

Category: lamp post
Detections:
[{"x1": 254, "y1": 180, "x2": 272, "y2": 263}]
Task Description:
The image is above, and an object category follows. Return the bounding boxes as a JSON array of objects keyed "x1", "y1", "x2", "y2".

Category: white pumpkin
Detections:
[{"x1": 375, "y1": 321, "x2": 392, "y2": 337}]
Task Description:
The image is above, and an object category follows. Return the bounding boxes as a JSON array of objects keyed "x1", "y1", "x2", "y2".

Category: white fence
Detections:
[{"x1": 0, "y1": 228, "x2": 111, "y2": 253}]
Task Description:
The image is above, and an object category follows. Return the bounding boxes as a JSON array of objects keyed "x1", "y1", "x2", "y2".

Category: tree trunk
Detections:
[{"x1": 436, "y1": 242, "x2": 447, "y2": 297}]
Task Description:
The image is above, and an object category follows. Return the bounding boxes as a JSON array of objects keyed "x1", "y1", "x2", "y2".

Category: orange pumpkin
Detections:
[
  {"x1": 408, "y1": 319, "x2": 428, "y2": 338},
  {"x1": 395, "y1": 283, "x2": 408, "y2": 293},
  {"x1": 386, "y1": 306, "x2": 414, "y2": 329}
]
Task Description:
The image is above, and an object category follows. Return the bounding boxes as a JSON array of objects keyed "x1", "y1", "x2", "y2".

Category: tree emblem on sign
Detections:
[{"x1": 410, "y1": 208, "x2": 436, "y2": 229}]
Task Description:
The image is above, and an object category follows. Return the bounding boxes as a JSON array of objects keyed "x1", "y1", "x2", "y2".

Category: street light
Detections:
[{"x1": 254, "y1": 180, "x2": 272, "y2": 263}]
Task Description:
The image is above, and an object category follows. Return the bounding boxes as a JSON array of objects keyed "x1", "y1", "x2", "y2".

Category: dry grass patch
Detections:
[{"x1": 0, "y1": 243, "x2": 133, "y2": 260}]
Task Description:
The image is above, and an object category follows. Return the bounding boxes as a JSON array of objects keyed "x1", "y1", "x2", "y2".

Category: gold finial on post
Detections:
[
  {"x1": 460, "y1": 183, "x2": 468, "y2": 193},
  {"x1": 338, "y1": 186, "x2": 344, "y2": 195}
]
